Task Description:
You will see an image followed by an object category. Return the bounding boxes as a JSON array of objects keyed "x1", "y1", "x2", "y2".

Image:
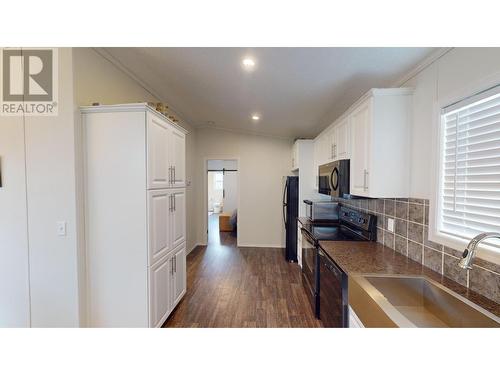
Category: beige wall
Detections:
[
  {"x1": 194, "y1": 128, "x2": 292, "y2": 248},
  {"x1": 73, "y1": 48, "x2": 159, "y2": 106}
]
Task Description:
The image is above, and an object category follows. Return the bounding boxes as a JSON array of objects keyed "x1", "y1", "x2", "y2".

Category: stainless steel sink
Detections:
[{"x1": 349, "y1": 275, "x2": 500, "y2": 328}]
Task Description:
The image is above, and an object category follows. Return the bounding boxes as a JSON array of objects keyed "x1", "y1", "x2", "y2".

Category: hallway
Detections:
[{"x1": 164, "y1": 214, "x2": 321, "y2": 327}]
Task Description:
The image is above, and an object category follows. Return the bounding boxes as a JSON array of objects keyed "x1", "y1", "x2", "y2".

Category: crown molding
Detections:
[{"x1": 392, "y1": 47, "x2": 454, "y2": 87}]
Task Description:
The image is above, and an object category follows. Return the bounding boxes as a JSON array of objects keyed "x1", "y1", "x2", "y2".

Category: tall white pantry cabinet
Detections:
[{"x1": 82, "y1": 104, "x2": 187, "y2": 327}]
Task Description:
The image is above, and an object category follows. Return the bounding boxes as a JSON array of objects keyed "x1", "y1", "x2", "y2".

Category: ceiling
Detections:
[{"x1": 104, "y1": 47, "x2": 437, "y2": 139}]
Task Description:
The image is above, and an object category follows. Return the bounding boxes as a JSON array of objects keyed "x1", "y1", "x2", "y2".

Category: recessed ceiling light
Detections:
[
  {"x1": 242, "y1": 57, "x2": 256, "y2": 70},
  {"x1": 251, "y1": 114, "x2": 260, "y2": 121}
]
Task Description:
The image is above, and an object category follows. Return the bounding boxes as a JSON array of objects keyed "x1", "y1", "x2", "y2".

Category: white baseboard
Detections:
[
  {"x1": 187, "y1": 243, "x2": 204, "y2": 255},
  {"x1": 237, "y1": 243, "x2": 284, "y2": 249}
]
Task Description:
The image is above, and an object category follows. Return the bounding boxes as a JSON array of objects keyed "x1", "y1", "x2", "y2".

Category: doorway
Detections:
[{"x1": 206, "y1": 159, "x2": 238, "y2": 245}]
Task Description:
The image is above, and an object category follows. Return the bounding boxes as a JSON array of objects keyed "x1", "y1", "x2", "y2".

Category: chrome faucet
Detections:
[{"x1": 458, "y1": 232, "x2": 500, "y2": 270}]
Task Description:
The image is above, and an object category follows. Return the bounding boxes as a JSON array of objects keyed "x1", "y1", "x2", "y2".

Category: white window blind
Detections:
[{"x1": 439, "y1": 85, "x2": 500, "y2": 243}]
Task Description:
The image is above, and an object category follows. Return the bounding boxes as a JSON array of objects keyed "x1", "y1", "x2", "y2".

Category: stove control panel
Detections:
[{"x1": 339, "y1": 205, "x2": 376, "y2": 232}]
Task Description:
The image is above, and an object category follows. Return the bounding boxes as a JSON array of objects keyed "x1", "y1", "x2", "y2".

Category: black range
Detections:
[{"x1": 300, "y1": 205, "x2": 377, "y2": 327}]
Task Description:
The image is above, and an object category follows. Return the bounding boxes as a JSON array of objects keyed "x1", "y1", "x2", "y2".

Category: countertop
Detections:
[{"x1": 318, "y1": 240, "x2": 500, "y2": 318}]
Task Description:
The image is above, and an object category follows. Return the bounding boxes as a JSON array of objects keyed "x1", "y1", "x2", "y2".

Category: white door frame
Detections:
[{"x1": 203, "y1": 157, "x2": 240, "y2": 246}]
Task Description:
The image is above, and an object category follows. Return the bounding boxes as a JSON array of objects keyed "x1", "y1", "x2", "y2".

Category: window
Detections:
[
  {"x1": 214, "y1": 172, "x2": 223, "y2": 190},
  {"x1": 438, "y1": 85, "x2": 500, "y2": 245}
]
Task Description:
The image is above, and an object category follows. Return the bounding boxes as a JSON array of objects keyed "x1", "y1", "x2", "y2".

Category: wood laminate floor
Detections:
[{"x1": 164, "y1": 214, "x2": 321, "y2": 328}]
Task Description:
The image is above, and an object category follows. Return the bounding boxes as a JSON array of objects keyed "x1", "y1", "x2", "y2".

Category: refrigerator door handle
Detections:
[{"x1": 282, "y1": 179, "x2": 288, "y2": 226}]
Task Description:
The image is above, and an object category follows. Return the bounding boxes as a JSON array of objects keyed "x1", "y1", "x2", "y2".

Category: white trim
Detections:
[
  {"x1": 429, "y1": 74, "x2": 500, "y2": 266},
  {"x1": 392, "y1": 48, "x2": 454, "y2": 87},
  {"x1": 237, "y1": 244, "x2": 284, "y2": 249},
  {"x1": 80, "y1": 103, "x2": 189, "y2": 134}
]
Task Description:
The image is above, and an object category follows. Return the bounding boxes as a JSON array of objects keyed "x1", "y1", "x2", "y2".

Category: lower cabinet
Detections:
[
  {"x1": 149, "y1": 243, "x2": 186, "y2": 328},
  {"x1": 172, "y1": 245, "x2": 187, "y2": 307}
]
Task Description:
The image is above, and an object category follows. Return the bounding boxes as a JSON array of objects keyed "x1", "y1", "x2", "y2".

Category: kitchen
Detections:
[{"x1": 1, "y1": 3, "x2": 499, "y2": 373}]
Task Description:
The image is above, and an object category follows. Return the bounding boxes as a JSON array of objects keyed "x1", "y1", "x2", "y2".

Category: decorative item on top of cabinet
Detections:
[{"x1": 82, "y1": 103, "x2": 188, "y2": 328}]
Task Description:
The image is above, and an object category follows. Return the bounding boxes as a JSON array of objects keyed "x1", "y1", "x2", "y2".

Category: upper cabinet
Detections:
[
  {"x1": 314, "y1": 116, "x2": 351, "y2": 168},
  {"x1": 147, "y1": 112, "x2": 186, "y2": 189},
  {"x1": 333, "y1": 117, "x2": 350, "y2": 160},
  {"x1": 313, "y1": 88, "x2": 412, "y2": 198},
  {"x1": 349, "y1": 89, "x2": 412, "y2": 198}
]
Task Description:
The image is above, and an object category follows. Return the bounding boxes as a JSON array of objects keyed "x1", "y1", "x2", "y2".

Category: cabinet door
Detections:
[
  {"x1": 171, "y1": 189, "x2": 186, "y2": 249},
  {"x1": 335, "y1": 117, "x2": 350, "y2": 159},
  {"x1": 350, "y1": 100, "x2": 371, "y2": 196},
  {"x1": 147, "y1": 113, "x2": 170, "y2": 189},
  {"x1": 148, "y1": 190, "x2": 172, "y2": 265},
  {"x1": 149, "y1": 254, "x2": 172, "y2": 328},
  {"x1": 172, "y1": 245, "x2": 186, "y2": 307},
  {"x1": 170, "y1": 126, "x2": 186, "y2": 188}
]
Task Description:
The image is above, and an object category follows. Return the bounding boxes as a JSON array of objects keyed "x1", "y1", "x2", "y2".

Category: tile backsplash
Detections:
[{"x1": 334, "y1": 197, "x2": 500, "y2": 304}]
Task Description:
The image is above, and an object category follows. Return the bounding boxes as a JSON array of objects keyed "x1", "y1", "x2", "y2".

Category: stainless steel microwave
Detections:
[{"x1": 318, "y1": 160, "x2": 350, "y2": 198}]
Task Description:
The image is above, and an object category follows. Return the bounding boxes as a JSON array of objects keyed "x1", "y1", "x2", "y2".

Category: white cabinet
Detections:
[
  {"x1": 350, "y1": 100, "x2": 371, "y2": 196},
  {"x1": 148, "y1": 190, "x2": 172, "y2": 265},
  {"x1": 147, "y1": 112, "x2": 186, "y2": 189},
  {"x1": 171, "y1": 189, "x2": 186, "y2": 249},
  {"x1": 149, "y1": 254, "x2": 172, "y2": 328},
  {"x1": 149, "y1": 244, "x2": 186, "y2": 328},
  {"x1": 170, "y1": 127, "x2": 186, "y2": 188},
  {"x1": 314, "y1": 88, "x2": 411, "y2": 198},
  {"x1": 172, "y1": 245, "x2": 187, "y2": 307},
  {"x1": 314, "y1": 116, "x2": 351, "y2": 168},
  {"x1": 147, "y1": 113, "x2": 170, "y2": 189},
  {"x1": 348, "y1": 89, "x2": 412, "y2": 198},
  {"x1": 83, "y1": 103, "x2": 188, "y2": 328},
  {"x1": 334, "y1": 117, "x2": 350, "y2": 160}
]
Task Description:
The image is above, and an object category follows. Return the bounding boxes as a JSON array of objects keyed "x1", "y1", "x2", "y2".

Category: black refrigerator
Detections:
[{"x1": 283, "y1": 176, "x2": 299, "y2": 262}]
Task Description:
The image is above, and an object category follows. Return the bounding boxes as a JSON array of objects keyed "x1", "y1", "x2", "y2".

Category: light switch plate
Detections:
[
  {"x1": 387, "y1": 218, "x2": 395, "y2": 233},
  {"x1": 57, "y1": 221, "x2": 67, "y2": 237}
]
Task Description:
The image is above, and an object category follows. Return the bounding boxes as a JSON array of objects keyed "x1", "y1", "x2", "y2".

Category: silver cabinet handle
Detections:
[
  {"x1": 174, "y1": 257, "x2": 176, "y2": 273},
  {"x1": 173, "y1": 166, "x2": 176, "y2": 183},
  {"x1": 171, "y1": 258, "x2": 174, "y2": 275},
  {"x1": 173, "y1": 194, "x2": 176, "y2": 211},
  {"x1": 363, "y1": 169, "x2": 369, "y2": 191},
  {"x1": 168, "y1": 166, "x2": 172, "y2": 185},
  {"x1": 169, "y1": 195, "x2": 173, "y2": 212},
  {"x1": 334, "y1": 144, "x2": 337, "y2": 159}
]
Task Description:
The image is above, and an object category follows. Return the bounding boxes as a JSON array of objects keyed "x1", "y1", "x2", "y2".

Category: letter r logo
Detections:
[{"x1": 2, "y1": 49, "x2": 53, "y2": 102}]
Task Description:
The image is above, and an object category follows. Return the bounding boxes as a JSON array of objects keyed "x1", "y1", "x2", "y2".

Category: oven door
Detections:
[
  {"x1": 301, "y1": 229, "x2": 319, "y2": 317},
  {"x1": 318, "y1": 249, "x2": 348, "y2": 327}
]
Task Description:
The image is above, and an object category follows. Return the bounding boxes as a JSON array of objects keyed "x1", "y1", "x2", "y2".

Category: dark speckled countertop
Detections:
[{"x1": 318, "y1": 240, "x2": 500, "y2": 318}]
